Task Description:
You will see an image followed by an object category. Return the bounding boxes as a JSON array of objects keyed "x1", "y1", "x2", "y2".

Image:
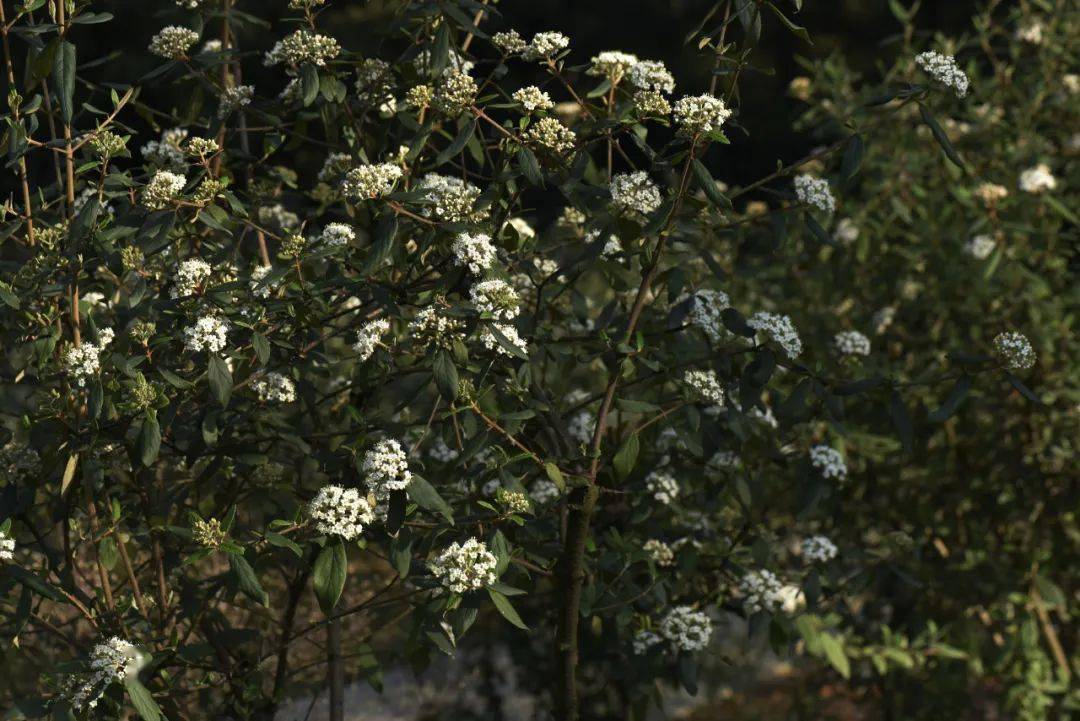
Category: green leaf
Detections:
[
  {"x1": 265, "y1": 532, "x2": 303, "y2": 558},
  {"x1": 486, "y1": 324, "x2": 528, "y2": 359},
  {"x1": 612, "y1": 433, "x2": 640, "y2": 480},
  {"x1": 516, "y1": 147, "x2": 544, "y2": 187},
  {"x1": 124, "y1": 678, "x2": 161, "y2": 721},
  {"x1": 138, "y1": 413, "x2": 160, "y2": 467},
  {"x1": 1035, "y1": 574, "x2": 1066, "y2": 609},
  {"x1": 765, "y1": 1, "x2": 812, "y2": 43},
  {"x1": 928, "y1": 375, "x2": 972, "y2": 423},
  {"x1": 7, "y1": 566, "x2": 65, "y2": 602},
  {"x1": 544, "y1": 462, "x2": 566, "y2": 492},
  {"x1": 300, "y1": 64, "x2": 320, "y2": 106},
  {"x1": 919, "y1": 103, "x2": 965, "y2": 168},
  {"x1": 207, "y1": 355, "x2": 232, "y2": 407},
  {"x1": 1006, "y1": 372, "x2": 1043, "y2": 406},
  {"x1": 228, "y1": 552, "x2": 268, "y2": 606},
  {"x1": 841, "y1": 134, "x2": 864, "y2": 181},
  {"x1": 54, "y1": 41, "x2": 76, "y2": 124},
  {"x1": 490, "y1": 530, "x2": 511, "y2": 576},
  {"x1": 487, "y1": 588, "x2": 528, "y2": 630},
  {"x1": 691, "y1": 159, "x2": 730, "y2": 208},
  {"x1": 313, "y1": 538, "x2": 348, "y2": 615},
  {"x1": 435, "y1": 117, "x2": 476, "y2": 167},
  {"x1": 819, "y1": 634, "x2": 850, "y2": 678},
  {"x1": 407, "y1": 475, "x2": 454, "y2": 523},
  {"x1": 252, "y1": 332, "x2": 270, "y2": 366},
  {"x1": 433, "y1": 349, "x2": 459, "y2": 401}
]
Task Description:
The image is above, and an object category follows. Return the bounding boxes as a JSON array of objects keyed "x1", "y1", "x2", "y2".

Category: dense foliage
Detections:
[{"x1": 0, "y1": 0, "x2": 1075, "y2": 719}]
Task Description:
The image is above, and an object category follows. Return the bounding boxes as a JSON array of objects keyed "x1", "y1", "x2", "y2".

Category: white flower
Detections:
[
  {"x1": 512, "y1": 86, "x2": 554, "y2": 112},
  {"x1": 974, "y1": 182, "x2": 1009, "y2": 205},
  {"x1": 915, "y1": 51, "x2": 969, "y2": 97},
  {"x1": 0, "y1": 528, "x2": 14, "y2": 562},
  {"x1": 171, "y1": 258, "x2": 212, "y2": 298},
  {"x1": 432, "y1": 69, "x2": 477, "y2": 116},
  {"x1": 309, "y1": 485, "x2": 374, "y2": 540},
  {"x1": 588, "y1": 51, "x2": 639, "y2": 82},
  {"x1": 342, "y1": 163, "x2": 403, "y2": 199},
  {"x1": 684, "y1": 369, "x2": 725, "y2": 406},
  {"x1": 793, "y1": 174, "x2": 835, "y2": 214},
  {"x1": 740, "y1": 570, "x2": 784, "y2": 614},
  {"x1": 218, "y1": 85, "x2": 254, "y2": 118},
  {"x1": 418, "y1": 173, "x2": 487, "y2": 223},
  {"x1": 659, "y1": 606, "x2": 712, "y2": 652},
  {"x1": 63, "y1": 330, "x2": 115, "y2": 387},
  {"x1": 362, "y1": 438, "x2": 412, "y2": 495},
  {"x1": 672, "y1": 94, "x2": 731, "y2": 135},
  {"x1": 253, "y1": 372, "x2": 296, "y2": 403},
  {"x1": 643, "y1": 539, "x2": 674, "y2": 566},
  {"x1": 708, "y1": 450, "x2": 740, "y2": 470},
  {"x1": 964, "y1": 234, "x2": 996, "y2": 259},
  {"x1": 64, "y1": 637, "x2": 147, "y2": 711},
  {"x1": 492, "y1": 30, "x2": 527, "y2": 56},
  {"x1": 567, "y1": 409, "x2": 595, "y2": 445},
  {"x1": 632, "y1": 630, "x2": 663, "y2": 655},
  {"x1": 810, "y1": 444, "x2": 847, "y2": 481},
  {"x1": 264, "y1": 29, "x2": 340, "y2": 67},
  {"x1": 318, "y1": 152, "x2": 353, "y2": 183},
  {"x1": 802, "y1": 535, "x2": 838, "y2": 563},
  {"x1": 645, "y1": 470, "x2": 679, "y2": 504},
  {"x1": 142, "y1": 170, "x2": 186, "y2": 209},
  {"x1": 610, "y1": 171, "x2": 662, "y2": 216},
  {"x1": 628, "y1": 59, "x2": 675, "y2": 94},
  {"x1": 258, "y1": 203, "x2": 300, "y2": 232},
  {"x1": 470, "y1": 279, "x2": 520, "y2": 321},
  {"x1": 747, "y1": 311, "x2": 802, "y2": 359},
  {"x1": 249, "y1": 265, "x2": 276, "y2": 299},
  {"x1": 410, "y1": 307, "x2": 464, "y2": 349},
  {"x1": 1016, "y1": 21, "x2": 1043, "y2": 44},
  {"x1": 777, "y1": 584, "x2": 806, "y2": 613},
  {"x1": 523, "y1": 117, "x2": 577, "y2": 155},
  {"x1": 1018, "y1": 163, "x2": 1057, "y2": 193},
  {"x1": 429, "y1": 538, "x2": 498, "y2": 593},
  {"x1": 833, "y1": 330, "x2": 871, "y2": 357},
  {"x1": 993, "y1": 331, "x2": 1036, "y2": 370},
  {"x1": 480, "y1": 323, "x2": 529, "y2": 357},
  {"x1": 873, "y1": 306, "x2": 897, "y2": 335},
  {"x1": 149, "y1": 26, "x2": 199, "y2": 59},
  {"x1": 320, "y1": 222, "x2": 356, "y2": 248},
  {"x1": 201, "y1": 39, "x2": 223, "y2": 53},
  {"x1": 183, "y1": 315, "x2": 229, "y2": 353},
  {"x1": 529, "y1": 479, "x2": 561, "y2": 505},
  {"x1": 522, "y1": 31, "x2": 570, "y2": 62},
  {"x1": 835, "y1": 218, "x2": 859, "y2": 244},
  {"x1": 428, "y1": 437, "x2": 459, "y2": 463},
  {"x1": 507, "y1": 217, "x2": 536, "y2": 240},
  {"x1": 141, "y1": 128, "x2": 187, "y2": 171},
  {"x1": 353, "y1": 318, "x2": 390, "y2": 362},
  {"x1": 452, "y1": 232, "x2": 498, "y2": 275},
  {"x1": 688, "y1": 288, "x2": 731, "y2": 342}
]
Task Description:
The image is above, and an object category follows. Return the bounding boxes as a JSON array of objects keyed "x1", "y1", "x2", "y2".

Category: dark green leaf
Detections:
[
  {"x1": 124, "y1": 679, "x2": 161, "y2": 721},
  {"x1": 54, "y1": 41, "x2": 76, "y2": 124},
  {"x1": 229, "y1": 552, "x2": 268, "y2": 606},
  {"x1": 612, "y1": 433, "x2": 640, "y2": 480},
  {"x1": 435, "y1": 117, "x2": 476, "y2": 167},
  {"x1": 928, "y1": 375, "x2": 972, "y2": 423},
  {"x1": 407, "y1": 475, "x2": 454, "y2": 523},
  {"x1": 313, "y1": 538, "x2": 348, "y2": 615},
  {"x1": 516, "y1": 147, "x2": 544, "y2": 187},
  {"x1": 919, "y1": 103, "x2": 965, "y2": 168},
  {"x1": 487, "y1": 588, "x2": 528, "y2": 630},
  {"x1": 433, "y1": 350, "x2": 459, "y2": 401},
  {"x1": 691, "y1": 159, "x2": 731, "y2": 208},
  {"x1": 138, "y1": 412, "x2": 160, "y2": 467}
]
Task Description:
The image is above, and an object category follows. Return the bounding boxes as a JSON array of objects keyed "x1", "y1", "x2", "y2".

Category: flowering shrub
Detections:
[{"x1": 0, "y1": 0, "x2": 1074, "y2": 720}]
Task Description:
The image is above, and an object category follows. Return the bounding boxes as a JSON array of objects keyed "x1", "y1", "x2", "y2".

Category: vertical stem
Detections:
[
  {"x1": 85, "y1": 494, "x2": 116, "y2": 611},
  {"x1": 115, "y1": 529, "x2": 149, "y2": 618},
  {"x1": 327, "y1": 614, "x2": 344, "y2": 721},
  {"x1": 0, "y1": 0, "x2": 36, "y2": 245}
]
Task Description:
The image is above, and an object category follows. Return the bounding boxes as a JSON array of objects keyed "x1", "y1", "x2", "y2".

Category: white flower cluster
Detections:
[
  {"x1": 523, "y1": 117, "x2": 577, "y2": 155},
  {"x1": 492, "y1": 30, "x2": 528, "y2": 56},
  {"x1": 258, "y1": 203, "x2": 300, "y2": 231},
  {"x1": 747, "y1": 311, "x2": 802, "y2": 359},
  {"x1": 452, "y1": 232, "x2": 498, "y2": 275},
  {"x1": 432, "y1": 69, "x2": 478, "y2": 116},
  {"x1": 320, "y1": 222, "x2": 356, "y2": 248},
  {"x1": 141, "y1": 127, "x2": 187, "y2": 170},
  {"x1": 428, "y1": 437, "x2": 459, "y2": 463},
  {"x1": 530, "y1": 479, "x2": 561, "y2": 505},
  {"x1": 143, "y1": 170, "x2": 186, "y2": 209},
  {"x1": 318, "y1": 152, "x2": 353, "y2": 183},
  {"x1": 659, "y1": 606, "x2": 712, "y2": 652},
  {"x1": 802, "y1": 535, "x2": 838, "y2": 563},
  {"x1": 610, "y1": 171, "x2": 662, "y2": 216},
  {"x1": 684, "y1": 369, "x2": 725, "y2": 406},
  {"x1": 512, "y1": 86, "x2": 554, "y2": 112},
  {"x1": 353, "y1": 318, "x2": 390, "y2": 362},
  {"x1": 253, "y1": 372, "x2": 296, "y2": 403},
  {"x1": 410, "y1": 307, "x2": 463, "y2": 349},
  {"x1": 64, "y1": 637, "x2": 146, "y2": 711},
  {"x1": 810, "y1": 444, "x2": 847, "y2": 481},
  {"x1": 833, "y1": 330, "x2": 871, "y2": 357},
  {"x1": 688, "y1": 289, "x2": 731, "y2": 342},
  {"x1": 672, "y1": 94, "x2": 731, "y2": 136},
  {"x1": 645, "y1": 470, "x2": 679, "y2": 504},
  {"x1": 643, "y1": 539, "x2": 674, "y2": 567},
  {"x1": 632, "y1": 630, "x2": 662, "y2": 655},
  {"x1": 418, "y1": 173, "x2": 487, "y2": 223},
  {"x1": 149, "y1": 26, "x2": 199, "y2": 59},
  {"x1": 740, "y1": 569, "x2": 784, "y2": 614},
  {"x1": 183, "y1": 315, "x2": 229, "y2": 353},
  {"x1": 835, "y1": 217, "x2": 859, "y2": 243},
  {"x1": 628, "y1": 59, "x2": 675, "y2": 94},
  {"x1": 588, "y1": 51, "x2": 639, "y2": 82},
  {"x1": 218, "y1": 85, "x2": 254, "y2": 118},
  {"x1": 1018, "y1": 163, "x2": 1057, "y2": 193},
  {"x1": 480, "y1": 324, "x2": 529, "y2": 357},
  {"x1": 915, "y1": 51, "x2": 969, "y2": 97},
  {"x1": 362, "y1": 438, "x2": 412, "y2": 496},
  {"x1": 429, "y1": 538, "x2": 498, "y2": 593},
  {"x1": 342, "y1": 163, "x2": 403, "y2": 199},
  {"x1": 522, "y1": 31, "x2": 570, "y2": 61},
  {"x1": 264, "y1": 29, "x2": 340, "y2": 67},
  {"x1": 249, "y1": 265, "x2": 276, "y2": 299},
  {"x1": 567, "y1": 409, "x2": 596, "y2": 445},
  {"x1": 993, "y1": 331, "x2": 1036, "y2": 370},
  {"x1": 794, "y1": 174, "x2": 835, "y2": 214},
  {"x1": 63, "y1": 329, "x2": 115, "y2": 387},
  {"x1": 308, "y1": 485, "x2": 373, "y2": 541},
  {"x1": 0, "y1": 528, "x2": 14, "y2": 562},
  {"x1": 708, "y1": 450, "x2": 740, "y2": 470},
  {"x1": 470, "y1": 279, "x2": 520, "y2": 321},
  {"x1": 963, "y1": 234, "x2": 995, "y2": 259},
  {"x1": 171, "y1": 258, "x2": 212, "y2": 298}
]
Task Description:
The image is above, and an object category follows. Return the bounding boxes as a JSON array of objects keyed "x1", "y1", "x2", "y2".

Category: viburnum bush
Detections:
[{"x1": 0, "y1": 0, "x2": 1074, "y2": 720}]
